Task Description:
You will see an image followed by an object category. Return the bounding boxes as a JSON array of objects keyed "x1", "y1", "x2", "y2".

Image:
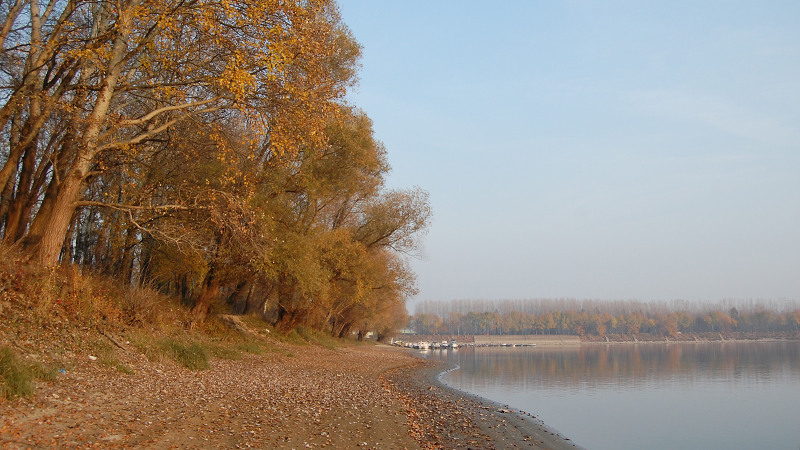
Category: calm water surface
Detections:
[{"x1": 423, "y1": 342, "x2": 800, "y2": 450}]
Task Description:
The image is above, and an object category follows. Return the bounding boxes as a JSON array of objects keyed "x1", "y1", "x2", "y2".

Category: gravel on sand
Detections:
[
  {"x1": 385, "y1": 354, "x2": 582, "y2": 450},
  {"x1": 1, "y1": 342, "x2": 579, "y2": 449}
]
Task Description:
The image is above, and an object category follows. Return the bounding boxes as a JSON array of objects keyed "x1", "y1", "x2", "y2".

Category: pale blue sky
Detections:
[{"x1": 336, "y1": 1, "x2": 800, "y2": 307}]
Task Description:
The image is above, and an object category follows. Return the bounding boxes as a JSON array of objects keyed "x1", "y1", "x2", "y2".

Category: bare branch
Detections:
[
  {"x1": 96, "y1": 105, "x2": 224, "y2": 150},
  {"x1": 0, "y1": 0, "x2": 26, "y2": 51},
  {"x1": 74, "y1": 201, "x2": 193, "y2": 211},
  {"x1": 118, "y1": 97, "x2": 221, "y2": 127}
]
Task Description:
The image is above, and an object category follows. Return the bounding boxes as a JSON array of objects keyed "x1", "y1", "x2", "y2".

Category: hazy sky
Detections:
[{"x1": 336, "y1": 1, "x2": 800, "y2": 308}]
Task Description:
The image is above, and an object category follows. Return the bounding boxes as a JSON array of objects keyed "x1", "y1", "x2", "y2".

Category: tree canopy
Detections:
[{"x1": 0, "y1": 0, "x2": 430, "y2": 337}]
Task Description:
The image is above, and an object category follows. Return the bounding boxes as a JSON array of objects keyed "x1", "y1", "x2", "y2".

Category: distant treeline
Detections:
[{"x1": 411, "y1": 298, "x2": 800, "y2": 336}]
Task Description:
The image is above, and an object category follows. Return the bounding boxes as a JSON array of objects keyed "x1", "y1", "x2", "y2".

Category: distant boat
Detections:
[{"x1": 450, "y1": 340, "x2": 459, "y2": 349}]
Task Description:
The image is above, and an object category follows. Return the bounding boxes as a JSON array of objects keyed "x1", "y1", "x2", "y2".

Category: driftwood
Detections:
[{"x1": 97, "y1": 326, "x2": 127, "y2": 351}]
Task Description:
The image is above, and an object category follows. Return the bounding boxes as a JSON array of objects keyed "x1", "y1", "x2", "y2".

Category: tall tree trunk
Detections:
[
  {"x1": 33, "y1": 167, "x2": 86, "y2": 264},
  {"x1": 61, "y1": 213, "x2": 79, "y2": 265},
  {"x1": 138, "y1": 240, "x2": 153, "y2": 287},
  {"x1": 0, "y1": 163, "x2": 17, "y2": 238},
  {"x1": 3, "y1": 142, "x2": 38, "y2": 243},
  {"x1": 257, "y1": 284, "x2": 278, "y2": 320},
  {"x1": 241, "y1": 284, "x2": 255, "y2": 315},
  {"x1": 119, "y1": 225, "x2": 137, "y2": 285},
  {"x1": 23, "y1": 108, "x2": 77, "y2": 250},
  {"x1": 228, "y1": 279, "x2": 253, "y2": 314},
  {"x1": 190, "y1": 266, "x2": 220, "y2": 328},
  {"x1": 30, "y1": 3, "x2": 134, "y2": 264}
]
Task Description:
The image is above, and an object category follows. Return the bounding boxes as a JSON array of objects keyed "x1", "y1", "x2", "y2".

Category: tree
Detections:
[
  {"x1": 0, "y1": 0, "x2": 431, "y2": 340},
  {"x1": 240, "y1": 107, "x2": 428, "y2": 334},
  {"x1": 0, "y1": 0, "x2": 360, "y2": 265}
]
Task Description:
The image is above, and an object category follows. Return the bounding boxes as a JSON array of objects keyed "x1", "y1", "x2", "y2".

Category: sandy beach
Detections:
[{"x1": 1, "y1": 339, "x2": 577, "y2": 449}]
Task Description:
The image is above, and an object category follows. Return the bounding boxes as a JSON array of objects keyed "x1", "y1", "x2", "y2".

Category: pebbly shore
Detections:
[
  {"x1": 1, "y1": 338, "x2": 581, "y2": 449},
  {"x1": 386, "y1": 351, "x2": 582, "y2": 450}
]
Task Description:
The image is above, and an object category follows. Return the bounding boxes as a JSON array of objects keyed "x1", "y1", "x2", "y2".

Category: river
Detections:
[{"x1": 422, "y1": 341, "x2": 800, "y2": 450}]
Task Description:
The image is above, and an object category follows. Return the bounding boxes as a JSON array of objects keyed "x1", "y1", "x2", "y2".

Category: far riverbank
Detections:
[{"x1": 398, "y1": 331, "x2": 800, "y2": 346}]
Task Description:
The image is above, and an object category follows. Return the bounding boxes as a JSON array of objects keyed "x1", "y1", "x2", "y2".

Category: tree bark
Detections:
[
  {"x1": 190, "y1": 266, "x2": 220, "y2": 328},
  {"x1": 118, "y1": 225, "x2": 137, "y2": 285},
  {"x1": 32, "y1": 166, "x2": 85, "y2": 264},
  {"x1": 30, "y1": 11, "x2": 132, "y2": 264},
  {"x1": 3, "y1": 141, "x2": 38, "y2": 244},
  {"x1": 0, "y1": 161, "x2": 17, "y2": 237},
  {"x1": 227, "y1": 279, "x2": 253, "y2": 314}
]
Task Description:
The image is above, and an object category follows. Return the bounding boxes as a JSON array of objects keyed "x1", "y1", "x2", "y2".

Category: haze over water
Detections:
[
  {"x1": 425, "y1": 342, "x2": 800, "y2": 450},
  {"x1": 339, "y1": 1, "x2": 800, "y2": 305}
]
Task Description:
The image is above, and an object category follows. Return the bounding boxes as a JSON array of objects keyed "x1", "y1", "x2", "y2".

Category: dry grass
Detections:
[
  {"x1": 0, "y1": 347, "x2": 33, "y2": 399},
  {"x1": 127, "y1": 326, "x2": 279, "y2": 371},
  {"x1": 157, "y1": 339, "x2": 211, "y2": 371},
  {"x1": 0, "y1": 247, "x2": 189, "y2": 335},
  {"x1": 91, "y1": 339, "x2": 134, "y2": 374},
  {"x1": 0, "y1": 246, "x2": 358, "y2": 393},
  {"x1": 125, "y1": 332, "x2": 206, "y2": 369},
  {"x1": 0, "y1": 346, "x2": 57, "y2": 399}
]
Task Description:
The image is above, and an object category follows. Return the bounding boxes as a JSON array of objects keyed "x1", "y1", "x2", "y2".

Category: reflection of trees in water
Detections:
[{"x1": 444, "y1": 342, "x2": 800, "y2": 390}]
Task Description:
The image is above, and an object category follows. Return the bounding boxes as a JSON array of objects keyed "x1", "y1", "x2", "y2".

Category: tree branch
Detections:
[
  {"x1": 74, "y1": 201, "x2": 193, "y2": 211},
  {"x1": 96, "y1": 105, "x2": 223, "y2": 150},
  {"x1": 118, "y1": 97, "x2": 221, "y2": 127}
]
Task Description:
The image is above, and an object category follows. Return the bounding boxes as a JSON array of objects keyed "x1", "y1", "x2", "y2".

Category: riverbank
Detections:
[
  {"x1": 398, "y1": 331, "x2": 800, "y2": 346},
  {"x1": 385, "y1": 354, "x2": 582, "y2": 450},
  {"x1": 0, "y1": 340, "x2": 420, "y2": 449},
  {"x1": 1, "y1": 331, "x2": 577, "y2": 449},
  {"x1": 582, "y1": 331, "x2": 800, "y2": 343}
]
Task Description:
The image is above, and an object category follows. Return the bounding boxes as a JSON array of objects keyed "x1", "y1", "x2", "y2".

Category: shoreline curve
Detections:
[{"x1": 386, "y1": 349, "x2": 583, "y2": 449}]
